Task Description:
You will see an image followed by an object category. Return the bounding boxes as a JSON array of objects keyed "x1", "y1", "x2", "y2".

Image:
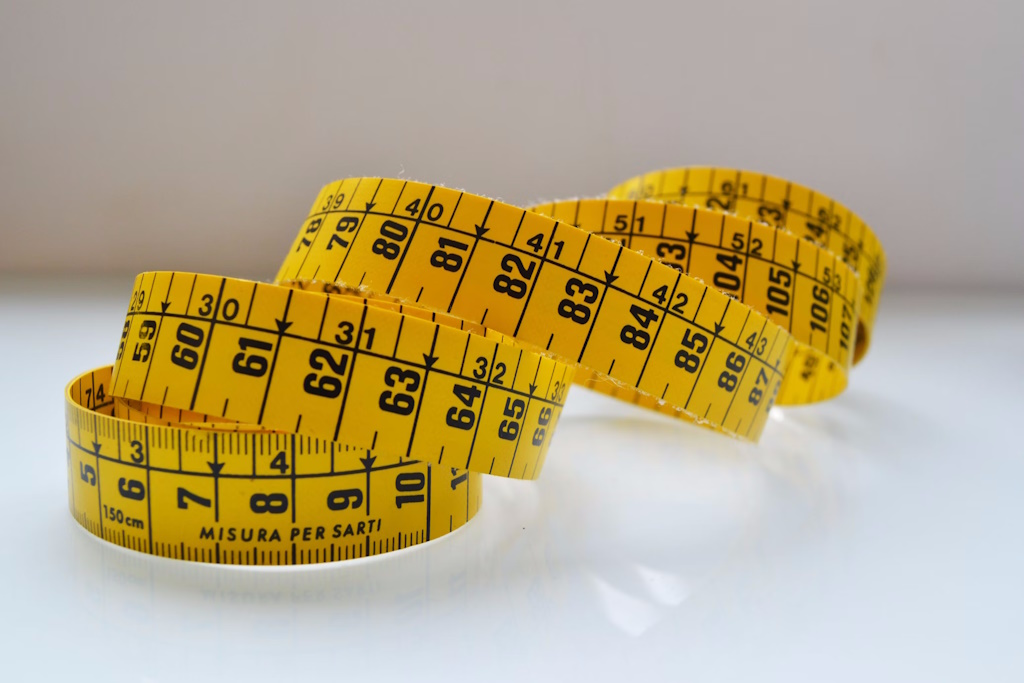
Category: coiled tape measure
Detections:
[{"x1": 65, "y1": 168, "x2": 886, "y2": 565}]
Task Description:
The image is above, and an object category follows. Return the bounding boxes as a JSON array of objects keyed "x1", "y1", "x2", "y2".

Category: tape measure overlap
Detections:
[{"x1": 66, "y1": 168, "x2": 885, "y2": 565}]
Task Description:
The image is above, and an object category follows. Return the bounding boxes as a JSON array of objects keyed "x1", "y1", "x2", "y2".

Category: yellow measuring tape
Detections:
[{"x1": 65, "y1": 167, "x2": 885, "y2": 565}]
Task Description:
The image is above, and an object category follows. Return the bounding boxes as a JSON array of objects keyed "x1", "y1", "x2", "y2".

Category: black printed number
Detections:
[
  {"x1": 492, "y1": 254, "x2": 537, "y2": 299},
  {"x1": 250, "y1": 493, "x2": 289, "y2": 514},
  {"x1": 558, "y1": 278, "x2": 599, "y2": 324},
  {"x1": 620, "y1": 304, "x2": 658, "y2": 350},
  {"x1": 395, "y1": 472, "x2": 425, "y2": 508},
  {"x1": 379, "y1": 366, "x2": 421, "y2": 415},
  {"x1": 656, "y1": 242, "x2": 687, "y2": 270},
  {"x1": 430, "y1": 236, "x2": 469, "y2": 272},
  {"x1": 79, "y1": 463, "x2": 96, "y2": 486},
  {"x1": 372, "y1": 220, "x2": 409, "y2": 260},
  {"x1": 232, "y1": 337, "x2": 272, "y2": 377},
  {"x1": 170, "y1": 323, "x2": 204, "y2": 370},
  {"x1": 327, "y1": 216, "x2": 360, "y2": 250},
  {"x1": 749, "y1": 368, "x2": 770, "y2": 407},
  {"x1": 532, "y1": 406, "x2": 553, "y2": 446},
  {"x1": 177, "y1": 488, "x2": 211, "y2": 510},
  {"x1": 498, "y1": 397, "x2": 525, "y2": 440},
  {"x1": 717, "y1": 352, "x2": 746, "y2": 392},
  {"x1": 303, "y1": 349, "x2": 349, "y2": 399},
  {"x1": 446, "y1": 384, "x2": 482, "y2": 430},
  {"x1": 118, "y1": 478, "x2": 145, "y2": 501},
  {"x1": 674, "y1": 328, "x2": 708, "y2": 373},
  {"x1": 809, "y1": 285, "x2": 831, "y2": 333},
  {"x1": 766, "y1": 267, "x2": 792, "y2": 317}
]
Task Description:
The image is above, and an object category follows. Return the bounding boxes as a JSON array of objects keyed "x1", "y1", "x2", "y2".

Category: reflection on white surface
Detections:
[
  {"x1": 2, "y1": 282, "x2": 1023, "y2": 681},
  {"x1": 590, "y1": 573, "x2": 663, "y2": 637},
  {"x1": 635, "y1": 564, "x2": 690, "y2": 607}
]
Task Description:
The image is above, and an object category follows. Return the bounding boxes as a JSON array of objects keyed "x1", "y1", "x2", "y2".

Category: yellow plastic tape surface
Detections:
[{"x1": 65, "y1": 168, "x2": 885, "y2": 565}]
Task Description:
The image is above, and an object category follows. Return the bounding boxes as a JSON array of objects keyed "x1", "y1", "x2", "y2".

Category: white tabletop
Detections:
[{"x1": 1, "y1": 277, "x2": 1021, "y2": 681}]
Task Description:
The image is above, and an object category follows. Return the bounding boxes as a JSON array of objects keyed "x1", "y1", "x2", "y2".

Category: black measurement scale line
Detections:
[
  {"x1": 504, "y1": 360, "x2": 544, "y2": 476},
  {"x1": 720, "y1": 317, "x2": 767, "y2": 425},
  {"x1": 684, "y1": 208, "x2": 698, "y2": 275},
  {"x1": 635, "y1": 270, "x2": 683, "y2": 387},
  {"x1": 636, "y1": 258, "x2": 654, "y2": 297},
  {"x1": 509, "y1": 213, "x2": 559, "y2": 338},
  {"x1": 144, "y1": 427, "x2": 153, "y2": 552},
  {"x1": 211, "y1": 435, "x2": 221, "y2": 522},
  {"x1": 138, "y1": 273, "x2": 175, "y2": 398},
  {"x1": 384, "y1": 185, "x2": 435, "y2": 296},
  {"x1": 256, "y1": 289, "x2": 293, "y2": 424},
  {"x1": 572, "y1": 246, "x2": 623, "y2": 364},
  {"x1": 752, "y1": 331, "x2": 787, "y2": 426},
  {"x1": 681, "y1": 296, "x2": 726, "y2": 413},
  {"x1": 424, "y1": 464, "x2": 432, "y2": 542},
  {"x1": 527, "y1": 366, "x2": 571, "y2": 480},
  {"x1": 739, "y1": 222, "x2": 753, "y2": 305},
  {"x1": 187, "y1": 278, "x2": 227, "y2": 411},
  {"x1": 314, "y1": 292, "x2": 331, "y2": 342},
  {"x1": 446, "y1": 200, "x2": 493, "y2": 312},
  {"x1": 293, "y1": 178, "x2": 365, "y2": 277},
  {"x1": 90, "y1": 413, "x2": 105, "y2": 540},
  {"x1": 403, "y1": 325, "x2": 440, "y2": 461},
  {"x1": 456, "y1": 332, "x2": 473, "y2": 377},
  {"x1": 823, "y1": 252, "x2": 836, "y2": 356},
  {"x1": 331, "y1": 180, "x2": 394, "y2": 282},
  {"x1": 788, "y1": 240, "x2": 801, "y2": 335},
  {"x1": 627, "y1": 199, "x2": 639, "y2": 248},
  {"x1": 332, "y1": 303, "x2": 369, "y2": 442},
  {"x1": 301, "y1": 198, "x2": 790, "y2": 367},
  {"x1": 462, "y1": 343, "x2": 501, "y2": 466},
  {"x1": 290, "y1": 434, "x2": 297, "y2": 524}
]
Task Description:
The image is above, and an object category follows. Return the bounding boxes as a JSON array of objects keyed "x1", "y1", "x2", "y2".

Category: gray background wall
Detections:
[{"x1": 2, "y1": 0, "x2": 1021, "y2": 287}]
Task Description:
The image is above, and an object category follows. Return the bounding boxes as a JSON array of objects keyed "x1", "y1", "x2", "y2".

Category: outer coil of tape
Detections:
[{"x1": 65, "y1": 168, "x2": 884, "y2": 565}]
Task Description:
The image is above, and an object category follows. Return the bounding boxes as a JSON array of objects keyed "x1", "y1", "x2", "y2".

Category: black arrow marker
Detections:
[
  {"x1": 423, "y1": 353, "x2": 438, "y2": 369},
  {"x1": 604, "y1": 270, "x2": 618, "y2": 285},
  {"x1": 207, "y1": 461, "x2": 225, "y2": 475},
  {"x1": 528, "y1": 383, "x2": 537, "y2": 395},
  {"x1": 275, "y1": 318, "x2": 292, "y2": 334},
  {"x1": 365, "y1": 201, "x2": 376, "y2": 212},
  {"x1": 92, "y1": 441, "x2": 102, "y2": 455},
  {"x1": 475, "y1": 201, "x2": 493, "y2": 238},
  {"x1": 686, "y1": 229, "x2": 699, "y2": 242},
  {"x1": 157, "y1": 273, "x2": 175, "y2": 314},
  {"x1": 714, "y1": 302, "x2": 730, "y2": 336}
]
